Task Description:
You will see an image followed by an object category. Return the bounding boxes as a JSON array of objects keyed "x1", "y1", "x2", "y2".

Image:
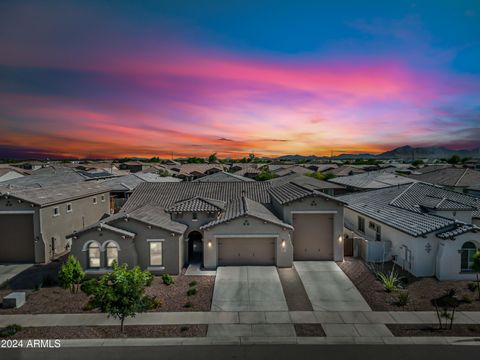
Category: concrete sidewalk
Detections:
[{"x1": 2, "y1": 311, "x2": 480, "y2": 327}]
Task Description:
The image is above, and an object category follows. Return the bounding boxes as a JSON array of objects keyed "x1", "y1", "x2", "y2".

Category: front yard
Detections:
[
  {"x1": 338, "y1": 257, "x2": 480, "y2": 311},
  {"x1": 0, "y1": 268, "x2": 214, "y2": 314}
]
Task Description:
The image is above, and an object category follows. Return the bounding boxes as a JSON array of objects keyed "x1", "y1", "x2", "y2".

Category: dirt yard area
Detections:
[
  {"x1": 338, "y1": 257, "x2": 480, "y2": 311},
  {"x1": 7, "y1": 325, "x2": 207, "y2": 339},
  {"x1": 0, "y1": 268, "x2": 214, "y2": 314},
  {"x1": 387, "y1": 324, "x2": 480, "y2": 337}
]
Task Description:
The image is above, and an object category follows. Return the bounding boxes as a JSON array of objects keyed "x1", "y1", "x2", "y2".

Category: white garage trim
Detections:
[
  {"x1": 0, "y1": 210, "x2": 35, "y2": 214},
  {"x1": 214, "y1": 234, "x2": 279, "y2": 238},
  {"x1": 291, "y1": 210, "x2": 337, "y2": 214}
]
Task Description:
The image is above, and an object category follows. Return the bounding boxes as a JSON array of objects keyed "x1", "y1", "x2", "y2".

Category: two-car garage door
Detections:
[
  {"x1": 293, "y1": 213, "x2": 333, "y2": 260},
  {"x1": 218, "y1": 237, "x2": 275, "y2": 266},
  {"x1": 0, "y1": 214, "x2": 35, "y2": 262}
]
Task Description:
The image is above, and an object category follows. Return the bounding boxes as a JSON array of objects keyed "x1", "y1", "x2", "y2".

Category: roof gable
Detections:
[{"x1": 166, "y1": 197, "x2": 226, "y2": 213}]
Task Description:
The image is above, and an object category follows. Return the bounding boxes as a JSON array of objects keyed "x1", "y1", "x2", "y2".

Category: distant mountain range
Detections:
[{"x1": 275, "y1": 145, "x2": 480, "y2": 161}]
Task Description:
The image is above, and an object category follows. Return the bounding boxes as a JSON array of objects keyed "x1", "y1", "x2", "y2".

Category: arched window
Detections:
[
  {"x1": 88, "y1": 242, "x2": 101, "y2": 268},
  {"x1": 106, "y1": 242, "x2": 119, "y2": 267},
  {"x1": 461, "y1": 242, "x2": 477, "y2": 272}
]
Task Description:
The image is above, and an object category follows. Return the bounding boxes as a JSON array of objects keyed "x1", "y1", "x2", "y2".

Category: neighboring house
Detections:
[
  {"x1": 13, "y1": 161, "x2": 44, "y2": 171},
  {"x1": 163, "y1": 159, "x2": 181, "y2": 166},
  {"x1": 231, "y1": 165, "x2": 261, "y2": 179},
  {"x1": 0, "y1": 183, "x2": 110, "y2": 263},
  {"x1": 339, "y1": 182, "x2": 480, "y2": 280},
  {"x1": 100, "y1": 173, "x2": 181, "y2": 212},
  {"x1": 329, "y1": 170, "x2": 415, "y2": 192},
  {"x1": 272, "y1": 165, "x2": 311, "y2": 177},
  {"x1": 118, "y1": 161, "x2": 150, "y2": 173},
  {"x1": 192, "y1": 171, "x2": 254, "y2": 182},
  {"x1": 405, "y1": 167, "x2": 480, "y2": 193},
  {"x1": 267, "y1": 173, "x2": 347, "y2": 196},
  {"x1": 167, "y1": 164, "x2": 225, "y2": 181},
  {"x1": 0, "y1": 166, "x2": 27, "y2": 182},
  {"x1": 70, "y1": 181, "x2": 345, "y2": 274},
  {"x1": 325, "y1": 165, "x2": 366, "y2": 177},
  {"x1": 303, "y1": 163, "x2": 338, "y2": 173}
]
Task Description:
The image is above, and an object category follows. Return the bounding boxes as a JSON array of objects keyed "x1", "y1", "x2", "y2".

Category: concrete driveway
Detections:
[
  {"x1": 0, "y1": 263, "x2": 33, "y2": 287},
  {"x1": 294, "y1": 261, "x2": 371, "y2": 311},
  {"x1": 211, "y1": 266, "x2": 288, "y2": 311}
]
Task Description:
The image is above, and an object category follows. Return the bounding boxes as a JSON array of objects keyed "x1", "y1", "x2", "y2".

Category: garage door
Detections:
[
  {"x1": 293, "y1": 214, "x2": 333, "y2": 260},
  {"x1": 0, "y1": 214, "x2": 35, "y2": 262},
  {"x1": 218, "y1": 237, "x2": 275, "y2": 266}
]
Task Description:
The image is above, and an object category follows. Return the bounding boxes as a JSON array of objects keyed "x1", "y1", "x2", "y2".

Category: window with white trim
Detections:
[
  {"x1": 93, "y1": 197, "x2": 97, "y2": 205},
  {"x1": 101, "y1": 195, "x2": 106, "y2": 202},
  {"x1": 461, "y1": 242, "x2": 477, "y2": 272},
  {"x1": 88, "y1": 242, "x2": 101, "y2": 268},
  {"x1": 106, "y1": 242, "x2": 119, "y2": 267},
  {"x1": 357, "y1": 216, "x2": 365, "y2": 233},
  {"x1": 53, "y1": 207, "x2": 60, "y2": 217},
  {"x1": 66, "y1": 203, "x2": 72, "y2": 213},
  {"x1": 149, "y1": 241, "x2": 163, "y2": 266}
]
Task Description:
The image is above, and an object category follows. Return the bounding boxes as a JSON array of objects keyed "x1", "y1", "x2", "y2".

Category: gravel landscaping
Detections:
[
  {"x1": 0, "y1": 268, "x2": 214, "y2": 314},
  {"x1": 294, "y1": 324, "x2": 326, "y2": 337},
  {"x1": 387, "y1": 324, "x2": 480, "y2": 337},
  {"x1": 7, "y1": 325, "x2": 207, "y2": 339},
  {"x1": 338, "y1": 257, "x2": 480, "y2": 311}
]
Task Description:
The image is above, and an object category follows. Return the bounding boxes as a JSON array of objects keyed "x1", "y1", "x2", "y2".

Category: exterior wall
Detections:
[
  {"x1": 39, "y1": 192, "x2": 110, "y2": 261},
  {"x1": 272, "y1": 195, "x2": 344, "y2": 261},
  {"x1": 0, "y1": 197, "x2": 44, "y2": 263},
  {"x1": 436, "y1": 233, "x2": 480, "y2": 280},
  {"x1": 171, "y1": 211, "x2": 219, "y2": 231},
  {"x1": 474, "y1": 218, "x2": 480, "y2": 226},
  {"x1": 109, "y1": 218, "x2": 183, "y2": 275},
  {"x1": 202, "y1": 216, "x2": 293, "y2": 269}
]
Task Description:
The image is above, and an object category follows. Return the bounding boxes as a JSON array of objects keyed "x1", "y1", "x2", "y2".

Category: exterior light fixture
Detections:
[
  {"x1": 281, "y1": 240, "x2": 286, "y2": 248},
  {"x1": 208, "y1": 240, "x2": 212, "y2": 248},
  {"x1": 338, "y1": 236, "x2": 343, "y2": 243}
]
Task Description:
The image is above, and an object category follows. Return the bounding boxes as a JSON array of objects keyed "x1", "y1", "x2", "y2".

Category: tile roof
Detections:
[
  {"x1": 273, "y1": 165, "x2": 311, "y2": 177},
  {"x1": 126, "y1": 204, "x2": 187, "y2": 233},
  {"x1": 329, "y1": 170, "x2": 415, "y2": 189},
  {"x1": 406, "y1": 167, "x2": 480, "y2": 187},
  {"x1": 0, "y1": 166, "x2": 88, "y2": 189},
  {"x1": 339, "y1": 182, "x2": 480, "y2": 236},
  {"x1": 233, "y1": 166, "x2": 261, "y2": 177},
  {"x1": 167, "y1": 164, "x2": 225, "y2": 176},
  {"x1": 436, "y1": 224, "x2": 479, "y2": 239},
  {"x1": 166, "y1": 197, "x2": 226, "y2": 212},
  {"x1": 0, "y1": 183, "x2": 109, "y2": 207},
  {"x1": 192, "y1": 171, "x2": 255, "y2": 182},
  {"x1": 100, "y1": 174, "x2": 180, "y2": 192},
  {"x1": 326, "y1": 166, "x2": 366, "y2": 177},
  {"x1": 122, "y1": 182, "x2": 273, "y2": 212},
  {"x1": 268, "y1": 181, "x2": 345, "y2": 205},
  {"x1": 201, "y1": 197, "x2": 293, "y2": 230},
  {"x1": 267, "y1": 173, "x2": 345, "y2": 190}
]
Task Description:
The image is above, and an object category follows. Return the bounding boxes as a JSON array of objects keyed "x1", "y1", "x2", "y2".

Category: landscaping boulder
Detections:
[{"x1": 2, "y1": 292, "x2": 26, "y2": 309}]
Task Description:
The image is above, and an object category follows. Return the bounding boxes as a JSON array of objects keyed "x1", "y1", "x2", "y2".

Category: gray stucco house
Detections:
[
  {"x1": 0, "y1": 183, "x2": 110, "y2": 263},
  {"x1": 69, "y1": 181, "x2": 345, "y2": 274}
]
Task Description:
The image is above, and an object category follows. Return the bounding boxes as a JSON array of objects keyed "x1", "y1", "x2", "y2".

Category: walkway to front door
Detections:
[
  {"x1": 211, "y1": 266, "x2": 288, "y2": 311},
  {"x1": 294, "y1": 261, "x2": 371, "y2": 311}
]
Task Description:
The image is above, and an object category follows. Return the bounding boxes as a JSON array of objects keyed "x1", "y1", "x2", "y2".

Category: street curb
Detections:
[{"x1": 56, "y1": 336, "x2": 480, "y2": 347}]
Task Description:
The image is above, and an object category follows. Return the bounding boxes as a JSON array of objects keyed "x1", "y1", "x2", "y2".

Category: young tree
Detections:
[
  {"x1": 447, "y1": 155, "x2": 461, "y2": 164},
  {"x1": 208, "y1": 152, "x2": 218, "y2": 163},
  {"x1": 58, "y1": 255, "x2": 85, "y2": 294},
  {"x1": 472, "y1": 251, "x2": 480, "y2": 300},
  {"x1": 255, "y1": 169, "x2": 276, "y2": 181},
  {"x1": 248, "y1": 153, "x2": 255, "y2": 162},
  {"x1": 86, "y1": 264, "x2": 154, "y2": 332}
]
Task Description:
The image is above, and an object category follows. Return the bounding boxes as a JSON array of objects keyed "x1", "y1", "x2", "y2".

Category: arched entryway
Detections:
[{"x1": 188, "y1": 231, "x2": 203, "y2": 264}]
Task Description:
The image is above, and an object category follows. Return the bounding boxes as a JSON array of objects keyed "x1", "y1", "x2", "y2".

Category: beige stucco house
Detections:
[
  {"x1": 69, "y1": 181, "x2": 345, "y2": 274},
  {"x1": 0, "y1": 183, "x2": 110, "y2": 263}
]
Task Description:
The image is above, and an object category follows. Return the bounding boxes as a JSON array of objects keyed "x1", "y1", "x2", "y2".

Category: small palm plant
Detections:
[{"x1": 376, "y1": 266, "x2": 402, "y2": 292}]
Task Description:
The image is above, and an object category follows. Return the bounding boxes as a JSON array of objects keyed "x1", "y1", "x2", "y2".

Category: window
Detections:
[
  {"x1": 105, "y1": 242, "x2": 118, "y2": 267},
  {"x1": 375, "y1": 225, "x2": 382, "y2": 241},
  {"x1": 192, "y1": 212, "x2": 198, "y2": 221},
  {"x1": 368, "y1": 221, "x2": 375, "y2": 229},
  {"x1": 101, "y1": 195, "x2": 106, "y2": 202},
  {"x1": 461, "y1": 242, "x2": 477, "y2": 272},
  {"x1": 66, "y1": 203, "x2": 72, "y2": 213},
  {"x1": 149, "y1": 241, "x2": 163, "y2": 266},
  {"x1": 357, "y1": 216, "x2": 365, "y2": 232},
  {"x1": 93, "y1": 197, "x2": 97, "y2": 205},
  {"x1": 88, "y1": 242, "x2": 101, "y2": 268},
  {"x1": 53, "y1": 207, "x2": 60, "y2": 217}
]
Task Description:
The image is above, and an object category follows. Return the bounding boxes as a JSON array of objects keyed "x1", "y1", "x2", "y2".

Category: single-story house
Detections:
[
  {"x1": 267, "y1": 173, "x2": 347, "y2": 196},
  {"x1": 329, "y1": 170, "x2": 416, "y2": 192},
  {"x1": 192, "y1": 171, "x2": 254, "y2": 182},
  {"x1": 339, "y1": 182, "x2": 480, "y2": 280},
  {"x1": 118, "y1": 161, "x2": 150, "y2": 173},
  {"x1": 167, "y1": 164, "x2": 225, "y2": 181},
  {"x1": 405, "y1": 167, "x2": 480, "y2": 193},
  {"x1": 0, "y1": 183, "x2": 110, "y2": 263},
  {"x1": 69, "y1": 181, "x2": 345, "y2": 274}
]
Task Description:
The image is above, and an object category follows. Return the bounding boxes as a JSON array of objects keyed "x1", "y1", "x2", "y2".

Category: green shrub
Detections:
[
  {"x1": 184, "y1": 301, "x2": 193, "y2": 308},
  {"x1": 187, "y1": 288, "x2": 197, "y2": 296},
  {"x1": 80, "y1": 279, "x2": 99, "y2": 296},
  {"x1": 0, "y1": 324, "x2": 22, "y2": 338},
  {"x1": 162, "y1": 274, "x2": 174, "y2": 286},
  {"x1": 397, "y1": 291, "x2": 409, "y2": 308},
  {"x1": 58, "y1": 255, "x2": 85, "y2": 294},
  {"x1": 189, "y1": 281, "x2": 197, "y2": 287},
  {"x1": 376, "y1": 267, "x2": 402, "y2": 292}
]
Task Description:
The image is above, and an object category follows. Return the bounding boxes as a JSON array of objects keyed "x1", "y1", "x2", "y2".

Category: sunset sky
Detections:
[{"x1": 0, "y1": 1, "x2": 479, "y2": 159}]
